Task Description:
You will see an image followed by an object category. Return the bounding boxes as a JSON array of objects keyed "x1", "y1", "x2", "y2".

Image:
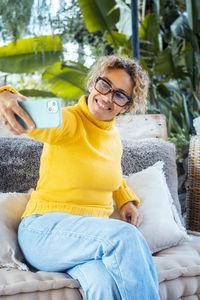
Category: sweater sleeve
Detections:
[
  {"x1": 0, "y1": 86, "x2": 20, "y2": 94},
  {"x1": 112, "y1": 178, "x2": 140, "y2": 210},
  {"x1": 0, "y1": 86, "x2": 78, "y2": 144},
  {"x1": 25, "y1": 108, "x2": 78, "y2": 144}
]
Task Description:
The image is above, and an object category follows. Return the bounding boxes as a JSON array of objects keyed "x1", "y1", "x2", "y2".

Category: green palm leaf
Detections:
[
  {"x1": 154, "y1": 48, "x2": 174, "y2": 75},
  {"x1": 77, "y1": 0, "x2": 119, "y2": 32},
  {"x1": 42, "y1": 61, "x2": 89, "y2": 100},
  {"x1": 182, "y1": 94, "x2": 191, "y2": 130},
  {"x1": 19, "y1": 89, "x2": 56, "y2": 98},
  {"x1": 77, "y1": 0, "x2": 119, "y2": 48},
  {"x1": 193, "y1": 92, "x2": 200, "y2": 110},
  {"x1": 0, "y1": 35, "x2": 63, "y2": 74},
  {"x1": 139, "y1": 14, "x2": 161, "y2": 67},
  {"x1": 113, "y1": 0, "x2": 132, "y2": 38},
  {"x1": 105, "y1": 31, "x2": 132, "y2": 56}
]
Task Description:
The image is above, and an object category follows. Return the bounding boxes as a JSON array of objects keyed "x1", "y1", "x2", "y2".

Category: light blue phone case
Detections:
[{"x1": 15, "y1": 98, "x2": 62, "y2": 129}]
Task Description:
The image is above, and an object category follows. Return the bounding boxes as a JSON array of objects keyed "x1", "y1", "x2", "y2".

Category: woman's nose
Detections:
[{"x1": 101, "y1": 91, "x2": 113, "y2": 103}]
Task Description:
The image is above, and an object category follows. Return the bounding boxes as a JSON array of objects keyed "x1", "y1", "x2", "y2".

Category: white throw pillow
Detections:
[
  {"x1": 0, "y1": 191, "x2": 31, "y2": 270},
  {"x1": 111, "y1": 161, "x2": 190, "y2": 253}
]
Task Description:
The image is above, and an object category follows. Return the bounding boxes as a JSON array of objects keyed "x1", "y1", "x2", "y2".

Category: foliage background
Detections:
[{"x1": 0, "y1": 0, "x2": 200, "y2": 160}]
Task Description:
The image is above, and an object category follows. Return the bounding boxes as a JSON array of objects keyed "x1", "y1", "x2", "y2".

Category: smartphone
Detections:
[{"x1": 15, "y1": 98, "x2": 62, "y2": 129}]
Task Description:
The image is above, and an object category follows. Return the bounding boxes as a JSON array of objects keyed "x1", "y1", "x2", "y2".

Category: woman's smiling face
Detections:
[{"x1": 87, "y1": 68, "x2": 133, "y2": 122}]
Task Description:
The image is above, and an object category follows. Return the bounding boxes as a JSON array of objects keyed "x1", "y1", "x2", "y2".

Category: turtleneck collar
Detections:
[{"x1": 77, "y1": 95, "x2": 115, "y2": 130}]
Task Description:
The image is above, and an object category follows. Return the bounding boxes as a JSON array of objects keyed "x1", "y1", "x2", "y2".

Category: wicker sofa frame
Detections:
[{"x1": 187, "y1": 135, "x2": 200, "y2": 232}]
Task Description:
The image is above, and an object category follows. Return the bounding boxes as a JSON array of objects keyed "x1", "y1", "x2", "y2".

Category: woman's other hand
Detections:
[
  {"x1": 119, "y1": 201, "x2": 143, "y2": 227},
  {"x1": 0, "y1": 90, "x2": 35, "y2": 135}
]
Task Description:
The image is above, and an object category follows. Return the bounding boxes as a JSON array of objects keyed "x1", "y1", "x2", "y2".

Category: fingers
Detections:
[
  {"x1": 130, "y1": 212, "x2": 143, "y2": 227},
  {"x1": 120, "y1": 212, "x2": 127, "y2": 223},
  {"x1": 0, "y1": 91, "x2": 35, "y2": 134},
  {"x1": 120, "y1": 211, "x2": 136, "y2": 225},
  {"x1": 120, "y1": 210, "x2": 143, "y2": 227},
  {"x1": 13, "y1": 102, "x2": 35, "y2": 130},
  {"x1": 17, "y1": 93, "x2": 29, "y2": 102},
  {"x1": 3, "y1": 111, "x2": 29, "y2": 135},
  {"x1": 129, "y1": 213, "x2": 137, "y2": 226},
  {"x1": 135, "y1": 213, "x2": 143, "y2": 227}
]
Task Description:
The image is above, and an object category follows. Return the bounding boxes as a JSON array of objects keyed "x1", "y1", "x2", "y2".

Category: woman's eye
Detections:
[
  {"x1": 115, "y1": 92, "x2": 125, "y2": 100},
  {"x1": 99, "y1": 79, "x2": 110, "y2": 89},
  {"x1": 101, "y1": 81, "x2": 109, "y2": 89}
]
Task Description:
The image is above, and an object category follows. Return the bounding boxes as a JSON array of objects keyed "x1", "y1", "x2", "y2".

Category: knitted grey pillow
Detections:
[
  {"x1": 0, "y1": 137, "x2": 43, "y2": 193},
  {"x1": 121, "y1": 138, "x2": 182, "y2": 220}
]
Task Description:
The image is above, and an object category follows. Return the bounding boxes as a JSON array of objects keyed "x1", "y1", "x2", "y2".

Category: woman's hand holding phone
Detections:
[{"x1": 0, "y1": 91, "x2": 35, "y2": 135}]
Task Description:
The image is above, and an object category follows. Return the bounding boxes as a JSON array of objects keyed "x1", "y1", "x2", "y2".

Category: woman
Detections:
[{"x1": 0, "y1": 55, "x2": 160, "y2": 300}]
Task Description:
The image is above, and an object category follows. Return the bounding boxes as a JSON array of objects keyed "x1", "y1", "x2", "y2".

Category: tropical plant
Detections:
[
  {"x1": 0, "y1": 0, "x2": 114, "y2": 100},
  {"x1": 77, "y1": 0, "x2": 119, "y2": 49},
  {"x1": 103, "y1": 0, "x2": 200, "y2": 139},
  {"x1": 42, "y1": 61, "x2": 89, "y2": 100},
  {"x1": 0, "y1": 0, "x2": 199, "y2": 133},
  {"x1": 0, "y1": 35, "x2": 63, "y2": 74},
  {"x1": 0, "y1": 0, "x2": 34, "y2": 41}
]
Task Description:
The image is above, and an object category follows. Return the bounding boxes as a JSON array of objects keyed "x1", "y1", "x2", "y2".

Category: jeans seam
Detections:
[
  {"x1": 76, "y1": 265, "x2": 89, "y2": 298},
  {"x1": 19, "y1": 225, "x2": 114, "y2": 244},
  {"x1": 103, "y1": 242, "x2": 128, "y2": 300},
  {"x1": 69, "y1": 265, "x2": 89, "y2": 300}
]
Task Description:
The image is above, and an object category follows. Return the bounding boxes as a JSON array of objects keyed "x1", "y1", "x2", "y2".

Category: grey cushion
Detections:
[
  {"x1": 121, "y1": 138, "x2": 182, "y2": 220},
  {"x1": 0, "y1": 137, "x2": 43, "y2": 193}
]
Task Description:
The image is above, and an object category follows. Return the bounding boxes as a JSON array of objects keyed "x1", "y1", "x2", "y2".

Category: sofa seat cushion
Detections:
[
  {"x1": 159, "y1": 276, "x2": 200, "y2": 300},
  {"x1": 154, "y1": 233, "x2": 200, "y2": 299},
  {"x1": 0, "y1": 287, "x2": 83, "y2": 300},
  {"x1": 0, "y1": 268, "x2": 83, "y2": 298},
  {"x1": 0, "y1": 236, "x2": 199, "y2": 300}
]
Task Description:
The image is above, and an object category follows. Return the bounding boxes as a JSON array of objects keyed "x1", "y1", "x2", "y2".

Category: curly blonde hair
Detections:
[{"x1": 87, "y1": 55, "x2": 149, "y2": 114}]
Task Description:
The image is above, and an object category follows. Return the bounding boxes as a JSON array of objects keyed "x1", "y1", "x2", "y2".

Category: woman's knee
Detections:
[{"x1": 106, "y1": 218, "x2": 143, "y2": 242}]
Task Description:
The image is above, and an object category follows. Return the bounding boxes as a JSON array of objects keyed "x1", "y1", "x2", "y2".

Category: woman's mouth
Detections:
[{"x1": 95, "y1": 99, "x2": 111, "y2": 111}]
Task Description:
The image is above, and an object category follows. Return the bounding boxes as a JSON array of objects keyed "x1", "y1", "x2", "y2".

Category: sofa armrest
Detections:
[{"x1": 186, "y1": 135, "x2": 200, "y2": 232}]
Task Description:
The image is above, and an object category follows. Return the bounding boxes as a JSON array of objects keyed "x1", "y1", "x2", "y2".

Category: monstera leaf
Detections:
[
  {"x1": 0, "y1": 35, "x2": 63, "y2": 73},
  {"x1": 42, "y1": 61, "x2": 89, "y2": 100}
]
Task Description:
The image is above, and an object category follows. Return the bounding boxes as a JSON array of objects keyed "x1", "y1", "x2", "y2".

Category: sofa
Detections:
[{"x1": 0, "y1": 130, "x2": 200, "y2": 299}]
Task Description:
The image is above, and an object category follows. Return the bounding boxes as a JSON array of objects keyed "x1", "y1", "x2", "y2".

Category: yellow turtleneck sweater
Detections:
[{"x1": 0, "y1": 86, "x2": 140, "y2": 218}]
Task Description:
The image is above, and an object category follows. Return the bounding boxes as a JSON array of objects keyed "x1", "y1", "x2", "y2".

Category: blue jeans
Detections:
[{"x1": 18, "y1": 212, "x2": 160, "y2": 300}]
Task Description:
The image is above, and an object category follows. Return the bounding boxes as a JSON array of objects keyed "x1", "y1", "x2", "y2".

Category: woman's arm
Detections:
[
  {"x1": 113, "y1": 178, "x2": 140, "y2": 209},
  {"x1": 112, "y1": 178, "x2": 142, "y2": 227},
  {"x1": 0, "y1": 87, "x2": 78, "y2": 144}
]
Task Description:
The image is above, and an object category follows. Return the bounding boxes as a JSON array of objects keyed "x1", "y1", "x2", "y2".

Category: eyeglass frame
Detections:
[{"x1": 94, "y1": 76, "x2": 133, "y2": 107}]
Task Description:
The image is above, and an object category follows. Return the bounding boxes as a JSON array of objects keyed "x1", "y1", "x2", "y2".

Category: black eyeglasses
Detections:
[{"x1": 94, "y1": 77, "x2": 132, "y2": 107}]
